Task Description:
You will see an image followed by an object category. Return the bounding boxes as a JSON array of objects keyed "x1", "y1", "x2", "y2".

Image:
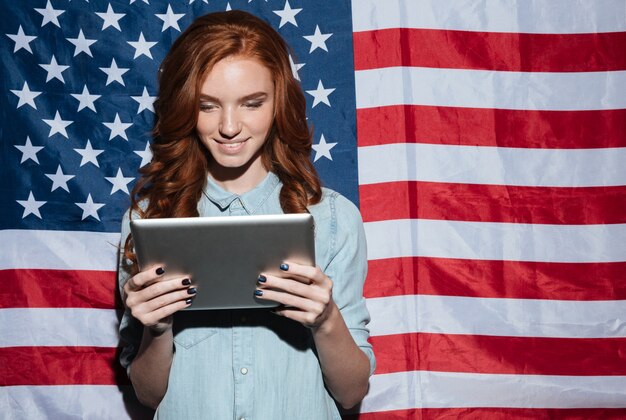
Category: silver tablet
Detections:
[{"x1": 129, "y1": 214, "x2": 315, "y2": 310}]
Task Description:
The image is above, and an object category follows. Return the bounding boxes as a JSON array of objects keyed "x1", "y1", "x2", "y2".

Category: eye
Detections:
[
  {"x1": 199, "y1": 102, "x2": 217, "y2": 112},
  {"x1": 244, "y1": 101, "x2": 263, "y2": 109}
]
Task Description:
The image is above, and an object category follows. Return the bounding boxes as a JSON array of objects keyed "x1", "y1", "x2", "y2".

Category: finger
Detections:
[
  {"x1": 275, "y1": 262, "x2": 326, "y2": 285},
  {"x1": 143, "y1": 287, "x2": 198, "y2": 314},
  {"x1": 258, "y1": 274, "x2": 326, "y2": 302},
  {"x1": 255, "y1": 288, "x2": 322, "y2": 314},
  {"x1": 133, "y1": 276, "x2": 192, "y2": 302},
  {"x1": 131, "y1": 287, "x2": 196, "y2": 319},
  {"x1": 272, "y1": 307, "x2": 320, "y2": 327},
  {"x1": 136, "y1": 298, "x2": 193, "y2": 327},
  {"x1": 129, "y1": 265, "x2": 166, "y2": 290}
]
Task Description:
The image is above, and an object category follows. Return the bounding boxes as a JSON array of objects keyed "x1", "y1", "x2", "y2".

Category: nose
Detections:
[{"x1": 219, "y1": 107, "x2": 242, "y2": 139}]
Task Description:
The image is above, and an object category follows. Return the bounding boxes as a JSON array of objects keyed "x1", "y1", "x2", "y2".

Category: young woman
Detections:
[{"x1": 118, "y1": 10, "x2": 375, "y2": 419}]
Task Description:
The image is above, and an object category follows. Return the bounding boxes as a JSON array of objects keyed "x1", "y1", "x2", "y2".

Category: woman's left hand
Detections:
[{"x1": 255, "y1": 262, "x2": 334, "y2": 330}]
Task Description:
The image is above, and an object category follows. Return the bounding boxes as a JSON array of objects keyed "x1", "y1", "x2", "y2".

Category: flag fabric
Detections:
[
  {"x1": 352, "y1": 0, "x2": 626, "y2": 418},
  {"x1": 1, "y1": 0, "x2": 625, "y2": 419}
]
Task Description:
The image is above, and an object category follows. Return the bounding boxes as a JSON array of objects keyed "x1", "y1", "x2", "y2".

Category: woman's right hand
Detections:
[{"x1": 123, "y1": 266, "x2": 195, "y2": 334}]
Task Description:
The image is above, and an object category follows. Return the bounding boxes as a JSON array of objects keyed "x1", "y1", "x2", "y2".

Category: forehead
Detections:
[{"x1": 199, "y1": 56, "x2": 274, "y2": 96}]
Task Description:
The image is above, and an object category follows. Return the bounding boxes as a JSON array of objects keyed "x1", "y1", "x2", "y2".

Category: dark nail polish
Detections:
[
  {"x1": 254, "y1": 289, "x2": 263, "y2": 296},
  {"x1": 187, "y1": 287, "x2": 197, "y2": 295},
  {"x1": 182, "y1": 278, "x2": 191, "y2": 286},
  {"x1": 279, "y1": 263, "x2": 289, "y2": 271},
  {"x1": 185, "y1": 298, "x2": 193, "y2": 305},
  {"x1": 257, "y1": 275, "x2": 267, "y2": 283},
  {"x1": 156, "y1": 267, "x2": 165, "y2": 275}
]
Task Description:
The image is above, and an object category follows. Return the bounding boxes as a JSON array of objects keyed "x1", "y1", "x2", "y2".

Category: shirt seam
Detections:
[
  {"x1": 247, "y1": 175, "x2": 281, "y2": 214},
  {"x1": 329, "y1": 190, "x2": 338, "y2": 257}
]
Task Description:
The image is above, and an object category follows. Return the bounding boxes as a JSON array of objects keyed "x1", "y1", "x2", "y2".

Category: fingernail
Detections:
[
  {"x1": 182, "y1": 278, "x2": 191, "y2": 286},
  {"x1": 257, "y1": 275, "x2": 267, "y2": 283},
  {"x1": 156, "y1": 267, "x2": 165, "y2": 275},
  {"x1": 254, "y1": 289, "x2": 263, "y2": 296},
  {"x1": 187, "y1": 287, "x2": 197, "y2": 295},
  {"x1": 185, "y1": 298, "x2": 193, "y2": 305},
  {"x1": 279, "y1": 263, "x2": 289, "y2": 271}
]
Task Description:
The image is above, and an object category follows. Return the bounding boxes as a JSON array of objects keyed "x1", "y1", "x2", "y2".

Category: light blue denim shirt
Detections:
[{"x1": 118, "y1": 172, "x2": 375, "y2": 420}]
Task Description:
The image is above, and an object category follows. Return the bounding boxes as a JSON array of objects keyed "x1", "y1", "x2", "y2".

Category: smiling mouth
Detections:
[{"x1": 214, "y1": 138, "x2": 248, "y2": 151}]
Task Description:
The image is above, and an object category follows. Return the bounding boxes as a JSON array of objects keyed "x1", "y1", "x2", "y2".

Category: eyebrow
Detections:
[{"x1": 198, "y1": 92, "x2": 269, "y2": 102}]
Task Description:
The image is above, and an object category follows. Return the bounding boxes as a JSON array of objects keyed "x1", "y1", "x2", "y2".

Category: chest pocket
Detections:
[{"x1": 172, "y1": 310, "x2": 227, "y2": 349}]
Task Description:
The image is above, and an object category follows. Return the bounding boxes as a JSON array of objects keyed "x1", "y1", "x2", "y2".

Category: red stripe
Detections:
[
  {"x1": 353, "y1": 28, "x2": 626, "y2": 72},
  {"x1": 359, "y1": 182, "x2": 626, "y2": 225},
  {"x1": 356, "y1": 106, "x2": 626, "y2": 149},
  {"x1": 0, "y1": 269, "x2": 118, "y2": 309},
  {"x1": 364, "y1": 257, "x2": 626, "y2": 301},
  {"x1": 345, "y1": 408, "x2": 626, "y2": 420},
  {"x1": 0, "y1": 346, "x2": 128, "y2": 386},
  {"x1": 370, "y1": 333, "x2": 626, "y2": 376}
]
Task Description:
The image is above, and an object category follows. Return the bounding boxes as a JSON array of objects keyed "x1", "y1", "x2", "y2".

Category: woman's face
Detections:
[{"x1": 196, "y1": 56, "x2": 275, "y2": 190}]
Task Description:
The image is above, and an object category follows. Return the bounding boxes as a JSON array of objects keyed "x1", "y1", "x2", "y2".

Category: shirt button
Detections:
[{"x1": 240, "y1": 367, "x2": 248, "y2": 375}]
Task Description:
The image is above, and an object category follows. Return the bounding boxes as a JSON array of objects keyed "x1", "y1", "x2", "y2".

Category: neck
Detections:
[{"x1": 208, "y1": 160, "x2": 268, "y2": 195}]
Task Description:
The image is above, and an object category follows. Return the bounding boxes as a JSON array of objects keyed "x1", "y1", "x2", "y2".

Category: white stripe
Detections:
[
  {"x1": 352, "y1": 0, "x2": 626, "y2": 34},
  {"x1": 364, "y1": 219, "x2": 626, "y2": 263},
  {"x1": 360, "y1": 371, "x2": 626, "y2": 412},
  {"x1": 366, "y1": 295, "x2": 626, "y2": 338},
  {"x1": 0, "y1": 308, "x2": 119, "y2": 347},
  {"x1": 354, "y1": 67, "x2": 626, "y2": 111},
  {"x1": 1, "y1": 385, "x2": 140, "y2": 419},
  {"x1": 357, "y1": 144, "x2": 626, "y2": 188},
  {"x1": 0, "y1": 230, "x2": 119, "y2": 271}
]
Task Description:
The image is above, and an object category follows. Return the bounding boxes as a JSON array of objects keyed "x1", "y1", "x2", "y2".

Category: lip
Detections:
[
  {"x1": 213, "y1": 138, "x2": 248, "y2": 154},
  {"x1": 214, "y1": 138, "x2": 248, "y2": 144}
]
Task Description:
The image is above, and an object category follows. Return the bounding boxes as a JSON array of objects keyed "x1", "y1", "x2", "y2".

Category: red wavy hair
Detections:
[{"x1": 124, "y1": 10, "x2": 322, "y2": 267}]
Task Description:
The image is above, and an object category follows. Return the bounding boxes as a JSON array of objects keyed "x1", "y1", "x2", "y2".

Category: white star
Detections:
[
  {"x1": 189, "y1": 0, "x2": 208, "y2": 3},
  {"x1": 71, "y1": 85, "x2": 100, "y2": 112},
  {"x1": 66, "y1": 29, "x2": 97, "y2": 57},
  {"x1": 134, "y1": 142, "x2": 152, "y2": 167},
  {"x1": 45, "y1": 165, "x2": 75, "y2": 192},
  {"x1": 155, "y1": 5, "x2": 185, "y2": 32},
  {"x1": 10, "y1": 82, "x2": 42, "y2": 109},
  {"x1": 312, "y1": 134, "x2": 338, "y2": 162},
  {"x1": 42, "y1": 111, "x2": 73, "y2": 138},
  {"x1": 128, "y1": 32, "x2": 157, "y2": 59},
  {"x1": 75, "y1": 194, "x2": 105, "y2": 221},
  {"x1": 225, "y1": 2, "x2": 232, "y2": 11},
  {"x1": 15, "y1": 137, "x2": 44, "y2": 164},
  {"x1": 305, "y1": 80, "x2": 335, "y2": 108},
  {"x1": 103, "y1": 113, "x2": 132, "y2": 141},
  {"x1": 34, "y1": 1, "x2": 65, "y2": 28},
  {"x1": 96, "y1": 4, "x2": 125, "y2": 31},
  {"x1": 74, "y1": 139, "x2": 104, "y2": 167},
  {"x1": 105, "y1": 168, "x2": 134, "y2": 195},
  {"x1": 99, "y1": 58, "x2": 129, "y2": 86},
  {"x1": 131, "y1": 87, "x2": 156, "y2": 114},
  {"x1": 6, "y1": 25, "x2": 37, "y2": 53},
  {"x1": 39, "y1": 55, "x2": 70, "y2": 83},
  {"x1": 289, "y1": 54, "x2": 305, "y2": 81},
  {"x1": 17, "y1": 191, "x2": 46, "y2": 219},
  {"x1": 130, "y1": 0, "x2": 150, "y2": 3},
  {"x1": 273, "y1": 1, "x2": 302, "y2": 28},
  {"x1": 303, "y1": 25, "x2": 332, "y2": 53}
]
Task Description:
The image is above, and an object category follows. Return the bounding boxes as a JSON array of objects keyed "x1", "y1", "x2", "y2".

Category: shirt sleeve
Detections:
[
  {"x1": 117, "y1": 209, "x2": 143, "y2": 375},
  {"x1": 324, "y1": 192, "x2": 376, "y2": 376}
]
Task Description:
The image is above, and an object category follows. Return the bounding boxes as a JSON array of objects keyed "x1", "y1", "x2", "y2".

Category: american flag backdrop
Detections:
[{"x1": 2, "y1": 0, "x2": 626, "y2": 419}]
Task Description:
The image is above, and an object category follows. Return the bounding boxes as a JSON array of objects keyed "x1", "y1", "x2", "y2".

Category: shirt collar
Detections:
[{"x1": 203, "y1": 171, "x2": 280, "y2": 214}]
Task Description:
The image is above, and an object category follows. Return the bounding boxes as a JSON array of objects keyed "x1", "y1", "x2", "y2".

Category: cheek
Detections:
[
  {"x1": 196, "y1": 116, "x2": 216, "y2": 135},
  {"x1": 253, "y1": 111, "x2": 275, "y2": 135}
]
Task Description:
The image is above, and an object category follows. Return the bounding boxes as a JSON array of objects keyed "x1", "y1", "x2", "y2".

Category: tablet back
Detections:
[{"x1": 129, "y1": 214, "x2": 315, "y2": 310}]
